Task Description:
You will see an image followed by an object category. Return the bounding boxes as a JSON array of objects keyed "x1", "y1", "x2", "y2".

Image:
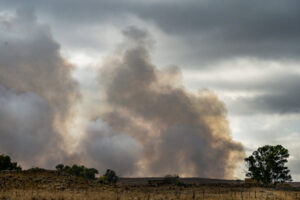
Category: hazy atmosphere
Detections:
[{"x1": 1, "y1": 0, "x2": 300, "y2": 180}]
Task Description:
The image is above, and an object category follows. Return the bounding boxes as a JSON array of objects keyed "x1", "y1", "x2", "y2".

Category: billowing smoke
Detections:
[
  {"x1": 0, "y1": 8, "x2": 244, "y2": 178},
  {"x1": 88, "y1": 27, "x2": 245, "y2": 177},
  {"x1": 0, "y1": 8, "x2": 79, "y2": 168},
  {"x1": 80, "y1": 119, "x2": 142, "y2": 175}
]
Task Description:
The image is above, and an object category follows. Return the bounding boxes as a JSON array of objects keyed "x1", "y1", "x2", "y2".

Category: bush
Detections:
[
  {"x1": 0, "y1": 154, "x2": 21, "y2": 171},
  {"x1": 163, "y1": 174, "x2": 180, "y2": 185},
  {"x1": 103, "y1": 169, "x2": 118, "y2": 184},
  {"x1": 55, "y1": 164, "x2": 64, "y2": 171},
  {"x1": 98, "y1": 175, "x2": 107, "y2": 183},
  {"x1": 55, "y1": 164, "x2": 98, "y2": 179},
  {"x1": 27, "y1": 167, "x2": 46, "y2": 172}
]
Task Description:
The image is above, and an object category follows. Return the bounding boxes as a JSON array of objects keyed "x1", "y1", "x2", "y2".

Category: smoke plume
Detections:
[
  {"x1": 88, "y1": 27, "x2": 245, "y2": 177},
  {"x1": 0, "y1": 8, "x2": 244, "y2": 178},
  {"x1": 0, "y1": 8, "x2": 79, "y2": 168}
]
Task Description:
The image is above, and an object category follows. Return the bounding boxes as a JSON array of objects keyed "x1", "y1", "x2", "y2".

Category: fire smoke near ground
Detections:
[
  {"x1": 0, "y1": 9, "x2": 244, "y2": 178},
  {"x1": 88, "y1": 27, "x2": 245, "y2": 178},
  {"x1": 0, "y1": 9, "x2": 79, "y2": 167}
]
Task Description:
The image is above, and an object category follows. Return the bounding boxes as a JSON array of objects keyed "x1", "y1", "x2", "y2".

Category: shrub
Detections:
[
  {"x1": 27, "y1": 167, "x2": 46, "y2": 172},
  {"x1": 0, "y1": 154, "x2": 21, "y2": 171},
  {"x1": 98, "y1": 176, "x2": 107, "y2": 183},
  {"x1": 103, "y1": 169, "x2": 118, "y2": 184},
  {"x1": 55, "y1": 164, "x2": 64, "y2": 171},
  {"x1": 163, "y1": 174, "x2": 180, "y2": 185},
  {"x1": 55, "y1": 164, "x2": 98, "y2": 179}
]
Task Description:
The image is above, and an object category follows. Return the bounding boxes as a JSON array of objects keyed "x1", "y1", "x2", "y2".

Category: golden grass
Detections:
[
  {"x1": 1, "y1": 171, "x2": 299, "y2": 200},
  {"x1": 1, "y1": 186, "x2": 300, "y2": 200}
]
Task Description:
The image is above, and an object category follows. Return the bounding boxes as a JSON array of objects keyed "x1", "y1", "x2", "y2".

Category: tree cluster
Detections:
[
  {"x1": 56, "y1": 164, "x2": 98, "y2": 180},
  {"x1": 0, "y1": 153, "x2": 119, "y2": 183},
  {"x1": 0, "y1": 154, "x2": 22, "y2": 171}
]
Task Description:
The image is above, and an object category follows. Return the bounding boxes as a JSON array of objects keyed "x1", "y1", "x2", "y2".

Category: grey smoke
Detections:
[
  {"x1": 95, "y1": 27, "x2": 244, "y2": 177},
  {"x1": 0, "y1": 8, "x2": 79, "y2": 168},
  {"x1": 0, "y1": 86, "x2": 63, "y2": 167},
  {"x1": 0, "y1": 8, "x2": 244, "y2": 178},
  {"x1": 80, "y1": 119, "x2": 142, "y2": 175}
]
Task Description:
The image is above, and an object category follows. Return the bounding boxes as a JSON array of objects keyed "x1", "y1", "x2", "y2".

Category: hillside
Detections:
[
  {"x1": 0, "y1": 170, "x2": 300, "y2": 200},
  {"x1": 0, "y1": 169, "x2": 101, "y2": 191}
]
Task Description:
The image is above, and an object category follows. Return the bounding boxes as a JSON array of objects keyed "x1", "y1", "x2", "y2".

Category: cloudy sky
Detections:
[{"x1": 1, "y1": 0, "x2": 300, "y2": 180}]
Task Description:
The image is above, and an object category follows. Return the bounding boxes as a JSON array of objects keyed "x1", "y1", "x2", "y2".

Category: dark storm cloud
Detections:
[
  {"x1": 196, "y1": 72, "x2": 300, "y2": 115},
  {"x1": 231, "y1": 92, "x2": 300, "y2": 115},
  {"x1": 0, "y1": 8, "x2": 80, "y2": 168},
  {"x1": 184, "y1": 67, "x2": 300, "y2": 115},
  {"x1": 189, "y1": 70, "x2": 300, "y2": 93},
  {"x1": 96, "y1": 27, "x2": 244, "y2": 177},
  {"x1": 2, "y1": 0, "x2": 300, "y2": 64},
  {"x1": 135, "y1": 0, "x2": 300, "y2": 63}
]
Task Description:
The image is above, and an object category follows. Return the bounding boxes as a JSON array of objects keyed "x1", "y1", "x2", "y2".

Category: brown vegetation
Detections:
[{"x1": 0, "y1": 170, "x2": 299, "y2": 200}]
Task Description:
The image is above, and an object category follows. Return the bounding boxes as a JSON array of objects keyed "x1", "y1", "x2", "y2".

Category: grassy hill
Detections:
[{"x1": 0, "y1": 170, "x2": 299, "y2": 200}]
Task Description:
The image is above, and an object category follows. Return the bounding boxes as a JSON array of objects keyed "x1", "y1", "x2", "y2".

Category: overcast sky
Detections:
[{"x1": 1, "y1": 0, "x2": 300, "y2": 180}]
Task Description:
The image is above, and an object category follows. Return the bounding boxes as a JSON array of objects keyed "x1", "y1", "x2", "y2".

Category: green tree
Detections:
[
  {"x1": 55, "y1": 164, "x2": 64, "y2": 171},
  {"x1": 82, "y1": 168, "x2": 99, "y2": 180},
  {"x1": 55, "y1": 164, "x2": 98, "y2": 179},
  {"x1": 0, "y1": 154, "x2": 22, "y2": 171},
  {"x1": 245, "y1": 145, "x2": 292, "y2": 184},
  {"x1": 103, "y1": 169, "x2": 118, "y2": 184}
]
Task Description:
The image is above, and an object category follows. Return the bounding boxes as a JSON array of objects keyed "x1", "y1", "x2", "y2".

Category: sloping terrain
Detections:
[
  {"x1": 0, "y1": 170, "x2": 299, "y2": 200},
  {"x1": 0, "y1": 169, "x2": 101, "y2": 191}
]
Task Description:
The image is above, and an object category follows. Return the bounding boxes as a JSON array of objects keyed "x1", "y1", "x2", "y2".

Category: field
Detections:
[{"x1": 0, "y1": 170, "x2": 300, "y2": 200}]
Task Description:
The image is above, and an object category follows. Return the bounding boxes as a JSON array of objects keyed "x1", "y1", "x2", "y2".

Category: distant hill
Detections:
[{"x1": 118, "y1": 177, "x2": 242, "y2": 185}]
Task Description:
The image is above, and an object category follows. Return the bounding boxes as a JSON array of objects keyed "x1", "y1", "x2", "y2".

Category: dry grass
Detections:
[
  {"x1": 1, "y1": 170, "x2": 300, "y2": 200},
  {"x1": 1, "y1": 186, "x2": 300, "y2": 200}
]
